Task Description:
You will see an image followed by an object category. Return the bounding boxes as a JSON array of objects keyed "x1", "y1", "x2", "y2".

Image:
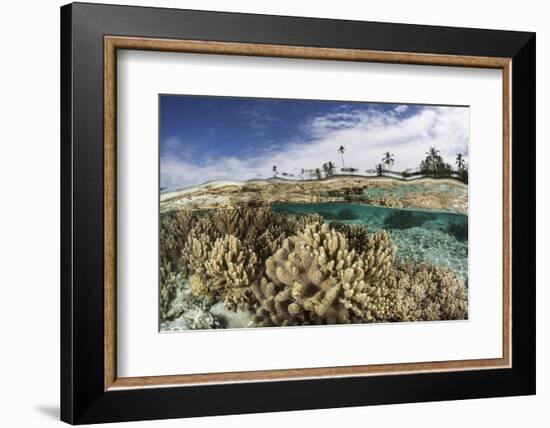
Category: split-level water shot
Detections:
[{"x1": 159, "y1": 95, "x2": 469, "y2": 331}]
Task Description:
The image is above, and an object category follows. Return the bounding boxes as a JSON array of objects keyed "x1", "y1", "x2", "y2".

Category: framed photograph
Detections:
[{"x1": 61, "y1": 2, "x2": 535, "y2": 424}]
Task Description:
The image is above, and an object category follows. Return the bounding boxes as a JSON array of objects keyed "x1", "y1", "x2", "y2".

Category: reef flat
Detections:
[
  {"x1": 160, "y1": 204, "x2": 468, "y2": 331},
  {"x1": 161, "y1": 176, "x2": 468, "y2": 215}
]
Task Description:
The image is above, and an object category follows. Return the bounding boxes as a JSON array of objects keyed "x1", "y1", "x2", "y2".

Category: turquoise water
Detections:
[
  {"x1": 272, "y1": 202, "x2": 468, "y2": 282},
  {"x1": 361, "y1": 182, "x2": 466, "y2": 200}
]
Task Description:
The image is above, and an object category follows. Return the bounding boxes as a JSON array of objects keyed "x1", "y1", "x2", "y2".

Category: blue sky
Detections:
[{"x1": 160, "y1": 95, "x2": 469, "y2": 190}]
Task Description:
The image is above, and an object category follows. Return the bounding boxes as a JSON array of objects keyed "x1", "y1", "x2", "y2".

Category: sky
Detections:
[{"x1": 160, "y1": 95, "x2": 469, "y2": 190}]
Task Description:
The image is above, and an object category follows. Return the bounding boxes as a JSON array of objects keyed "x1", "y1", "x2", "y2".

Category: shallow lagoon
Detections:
[{"x1": 272, "y1": 202, "x2": 468, "y2": 282}]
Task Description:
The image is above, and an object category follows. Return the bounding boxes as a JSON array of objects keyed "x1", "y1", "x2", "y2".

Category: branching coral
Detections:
[
  {"x1": 159, "y1": 211, "x2": 196, "y2": 269},
  {"x1": 159, "y1": 262, "x2": 179, "y2": 320},
  {"x1": 252, "y1": 223, "x2": 395, "y2": 326},
  {"x1": 385, "y1": 262, "x2": 468, "y2": 321},
  {"x1": 182, "y1": 230, "x2": 212, "y2": 277},
  {"x1": 293, "y1": 213, "x2": 325, "y2": 232},
  {"x1": 339, "y1": 224, "x2": 371, "y2": 254},
  {"x1": 162, "y1": 205, "x2": 468, "y2": 327},
  {"x1": 205, "y1": 234, "x2": 259, "y2": 310},
  {"x1": 211, "y1": 206, "x2": 274, "y2": 241}
]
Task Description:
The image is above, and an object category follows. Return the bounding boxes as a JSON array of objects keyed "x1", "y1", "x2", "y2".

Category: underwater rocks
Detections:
[
  {"x1": 209, "y1": 302, "x2": 255, "y2": 329},
  {"x1": 447, "y1": 221, "x2": 468, "y2": 242},
  {"x1": 383, "y1": 210, "x2": 436, "y2": 230},
  {"x1": 160, "y1": 307, "x2": 224, "y2": 331},
  {"x1": 161, "y1": 274, "x2": 212, "y2": 322},
  {"x1": 204, "y1": 234, "x2": 259, "y2": 310},
  {"x1": 335, "y1": 208, "x2": 360, "y2": 220}
]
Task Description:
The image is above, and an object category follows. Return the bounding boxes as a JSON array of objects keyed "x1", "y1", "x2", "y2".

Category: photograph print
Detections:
[{"x1": 159, "y1": 95, "x2": 469, "y2": 331}]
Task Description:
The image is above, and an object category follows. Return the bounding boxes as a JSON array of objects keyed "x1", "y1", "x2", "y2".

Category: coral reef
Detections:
[
  {"x1": 386, "y1": 262, "x2": 468, "y2": 321},
  {"x1": 327, "y1": 222, "x2": 374, "y2": 254},
  {"x1": 161, "y1": 307, "x2": 224, "y2": 331},
  {"x1": 251, "y1": 223, "x2": 395, "y2": 326},
  {"x1": 182, "y1": 230, "x2": 212, "y2": 278},
  {"x1": 181, "y1": 307, "x2": 223, "y2": 330},
  {"x1": 160, "y1": 204, "x2": 468, "y2": 329},
  {"x1": 161, "y1": 177, "x2": 468, "y2": 215},
  {"x1": 211, "y1": 206, "x2": 275, "y2": 241},
  {"x1": 159, "y1": 211, "x2": 195, "y2": 270},
  {"x1": 339, "y1": 224, "x2": 371, "y2": 254},
  {"x1": 205, "y1": 234, "x2": 259, "y2": 310},
  {"x1": 209, "y1": 302, "x2": 256, "y2": 329},
  {"x1": 183, "y1": 234, "x2": 259, "y2": 310},
  {"x1": 161, "y1": 272, "x2": 212, "y2": 321},
  {"x1": 159, "y1": 262, "x2": 179, "y2": 320}
]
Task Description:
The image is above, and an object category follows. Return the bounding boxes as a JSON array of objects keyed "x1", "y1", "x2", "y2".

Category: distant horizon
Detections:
[{"x1": 160, "y1": 95, "x2": 469, "y2": 191}]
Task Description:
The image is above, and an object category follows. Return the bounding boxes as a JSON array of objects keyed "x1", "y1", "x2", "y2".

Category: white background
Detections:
[
  {"x1": 118, "y1": 51, "x2": 502, "y2": 377},
  {"x1": 0, "y1": 0, "x2": 546, "y2": 427}
]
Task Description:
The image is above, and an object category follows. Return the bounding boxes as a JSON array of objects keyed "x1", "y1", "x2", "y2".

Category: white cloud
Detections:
[
  {"x1": 394, "y1": 105, "x2": 409, "y2": 114},
  {"x1": 161, "y1": 106, "x2": 469, "y2": 190}
]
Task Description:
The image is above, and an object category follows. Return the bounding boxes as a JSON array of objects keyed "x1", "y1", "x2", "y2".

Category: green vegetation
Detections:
[
  {"x1": 322, "y1": 161, "x2": 335, "y2": 177},
  {"x1": 314, "y1": 168, "x2": 322, "y2": 180},
  {"x1": 272, "y1": 145, "x2": 468, "y2": 184},
  {"x1": 419, "y1": 147, "x2": 452, "y2": 178},
  {"x1": 382, "y1": 151, "x2": 395, "y2": 169}
]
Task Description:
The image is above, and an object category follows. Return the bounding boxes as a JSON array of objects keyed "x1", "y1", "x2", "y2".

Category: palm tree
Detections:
[
  {"x1": 375, "y1": 163, "x2": 384, "y2": 176},
  {"x1": 426, "y1": 147, "x2": 440, "y2": 157},
  {"x1": 382, "y1": 151, "x2": 395, "y2": 169},
  {"x1": 425, "y1": 147, "x2": 440, "y2": 163},
  {"x1": 337, "y1": 145, "x2": 346, "y2": 168},
  {"x1": 314, "y1": 168, "x2": 322, "y2": 180},
  {"x1": 328, "y1": 161, "x2": 335, "y2": 176},
  {"x1": 456, "y1": 153, "x2": 466, "y2": 170},
  {"x1": 322, "y1": 161, "x2": 335, "y2": 177},
  {"x1": 422, "y1": 146, "x2": 442, "y2": 173}
]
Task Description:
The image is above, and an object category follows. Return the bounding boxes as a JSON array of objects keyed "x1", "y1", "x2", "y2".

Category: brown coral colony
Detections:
[{"x1": 160, "y1": 206, "x2": 468, "y2": 328}]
